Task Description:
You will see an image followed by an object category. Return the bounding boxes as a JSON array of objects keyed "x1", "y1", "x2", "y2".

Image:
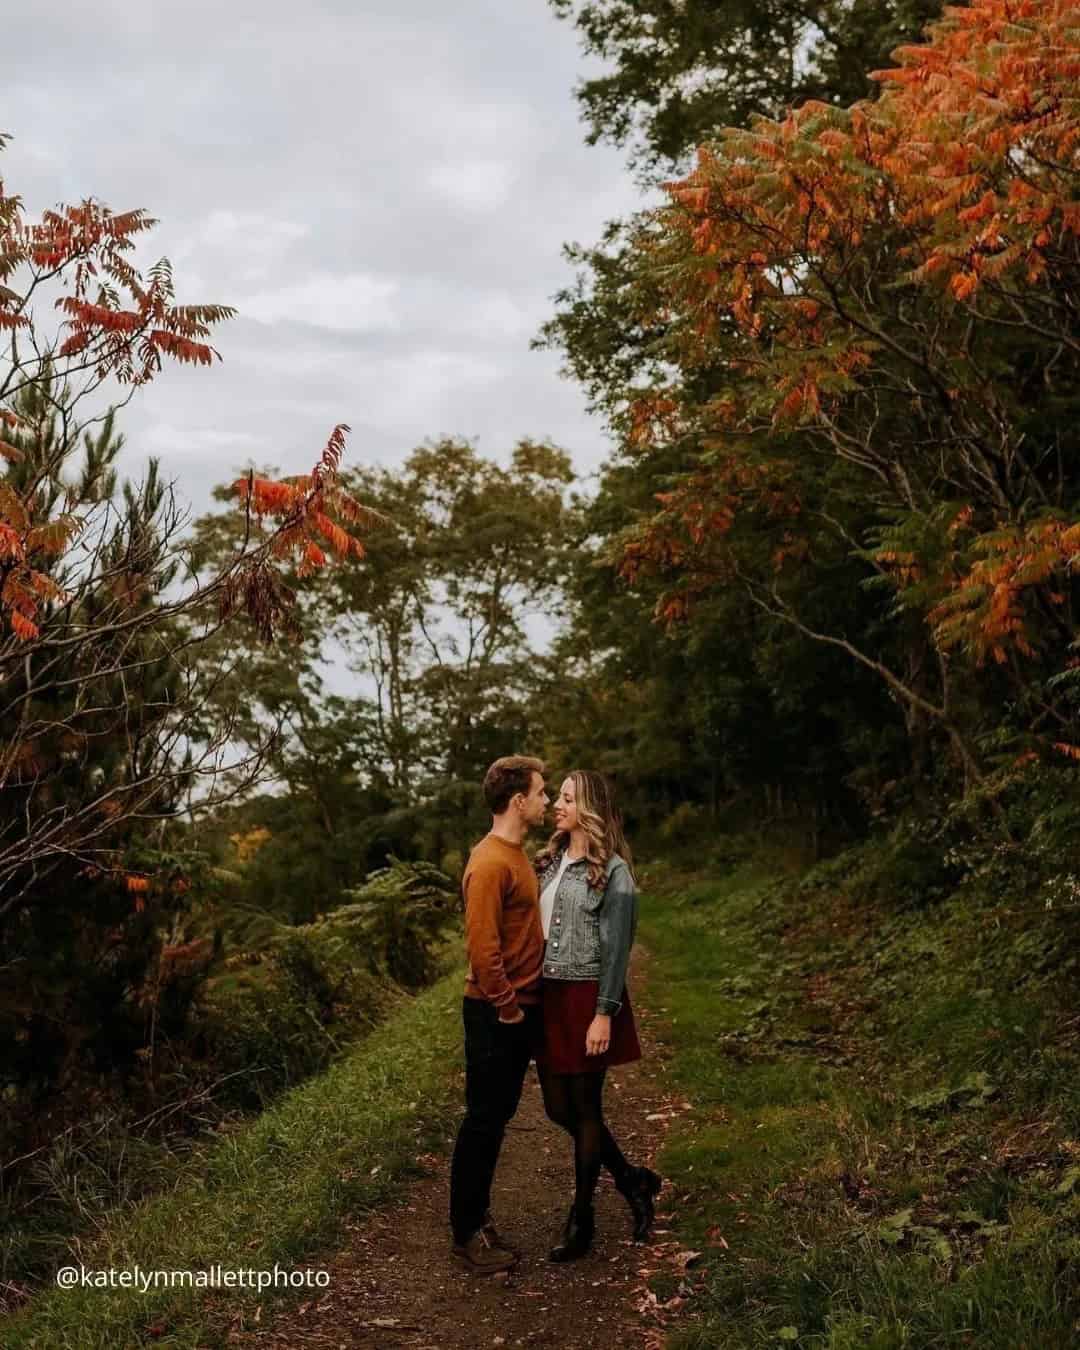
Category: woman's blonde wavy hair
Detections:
[{"x1": 534, "y1": 769, "x2": 635, "y2": 891}]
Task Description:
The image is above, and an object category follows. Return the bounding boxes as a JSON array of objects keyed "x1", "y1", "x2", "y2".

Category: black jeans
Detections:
[{"x1": 449, "y1": 996, "x2": 542, "y2": 1245}]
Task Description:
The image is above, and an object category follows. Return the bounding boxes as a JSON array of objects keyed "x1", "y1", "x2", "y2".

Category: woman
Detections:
[{"x1": 533, "y1": 770, "x2": 662, "y2": 1262}]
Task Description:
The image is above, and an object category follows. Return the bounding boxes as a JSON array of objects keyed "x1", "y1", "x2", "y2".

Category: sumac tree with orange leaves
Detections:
[
  {"x1": 0, "y1": 139, "x2": 378, "y2": 900},
  {"x1": 0, "y1": 137, "x2": 378, "y2": 1116},
  {"x1": 611, "y1": 0, "x2": 1080, "y2": 808}
]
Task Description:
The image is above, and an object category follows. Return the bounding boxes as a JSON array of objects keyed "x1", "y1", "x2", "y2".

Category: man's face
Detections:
[{"x1": 519, "y1": 772, "x2": 550, "y2": 828}]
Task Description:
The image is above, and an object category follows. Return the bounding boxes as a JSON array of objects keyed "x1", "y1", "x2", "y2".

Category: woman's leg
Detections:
[
  {"x1": 566, "y1": 1068, "x2": 635, "y2": 1207},
  {"x1": 537, "y1": 1062, "x2": 577, "y2": 1135},
  {"x1": 543, "y1": 1065, "x2": 636, "y2": 1191},
  {"x1": 539, "y1": 1061, "x2": 635, "y2": 1184},
  {"x1": 570, "y1": 1070, "x2": 661, "y2": 1241}
]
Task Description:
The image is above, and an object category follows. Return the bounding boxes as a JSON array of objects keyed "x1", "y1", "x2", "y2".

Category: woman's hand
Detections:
[{"x1": 585, "y1": 1013, "x2": 611, "y2": 1056}]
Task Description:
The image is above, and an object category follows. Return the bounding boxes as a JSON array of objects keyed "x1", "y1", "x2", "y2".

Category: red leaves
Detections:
[
  {"x1": 0, "y1": 168, "x2": 378, "y2": 655},
  {"x1": 653, "y1": 0, "x2": 1079, "y2": 395},
  {"x1": 926, "y1": 517, "x2": 1080, "y2": 667},
  {"x1": 0, "y1": 522, "x2": 22, "y2": 559},
  {"x1": 2, "y1": 517, "x2": 53, "y2": 641},
  {"x1": 0, "y1": 486, "x2": 81, "y2": 640},
  {"x1": 779, "y1": 385, "x2": 805, "y2": 419},
  {"x1": 620, "y1": 0, "x2": 1080, "y2": 677},
  {"x1": 146, "y1": 330, "x2": 217, "y2": 367},
  {"x1": 8, "y1": 610, "x2": 38, "y2": 641},
  {"x1": 228, "y1": 425, "x2": 379, "y2": 588},
  {"x1": 234, "y1": 477, "x2": 294, "y2": 515},
  {"x1": 123, "y1": 874, "x2": 151, "y2": 914},
  {"x1": 628, "y1": 394, "x2": 680, "y2": 449},
  {"x1": 57, "y1": 297, "x2": 142, "y2": 333},
  {"x1": 950, "y1": 270, "x2": 979, "y2": 300},
  {"x1": 26, "y1": 516, "x2": 81, "y2": 557},
  {"x1": 312, "y1": 422, "x2": 350, "y2": 493},
  {"x1": 57, "y1": 330, "x2": 91, "y2": 357},
  {"x1": 0, "y1": 198, "x2": 235, "y2": 389},
  {"x1": 312, "y1": 510, "x2": 354, "y2": 558}
]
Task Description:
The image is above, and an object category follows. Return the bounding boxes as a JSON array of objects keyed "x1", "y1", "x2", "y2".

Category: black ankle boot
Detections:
[
  {"x1": 548, "y1": 1201, "x2": 595, "y2": 1262},
  {"x1": 617, "y1": 1165, "x2": 662, "y2": 1242}
]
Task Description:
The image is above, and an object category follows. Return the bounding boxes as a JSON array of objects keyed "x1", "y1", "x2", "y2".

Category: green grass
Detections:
[
  {"x1": 11, "y1": 831, "x2": 1080, "y2": 1348},
  {"x1": 1, "y1": 965, "x2": 468, "y2": 1349},
  {"x1": 637, "y1": 847, "x2": 1080, "y2": 1349}
]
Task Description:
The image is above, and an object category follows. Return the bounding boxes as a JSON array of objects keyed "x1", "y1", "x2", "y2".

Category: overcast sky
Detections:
[{"x1": 3, "y1": 0, "x2": 644, "y2": 521}]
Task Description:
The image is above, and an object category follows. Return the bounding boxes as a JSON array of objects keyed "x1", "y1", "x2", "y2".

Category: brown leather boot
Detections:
[
  {"x1": 481, "y1": 1208, "x2": 521, "y2": 1257},
  {"x1": 452, "y1": 1227, "x2": 519, "y2": 1274}
]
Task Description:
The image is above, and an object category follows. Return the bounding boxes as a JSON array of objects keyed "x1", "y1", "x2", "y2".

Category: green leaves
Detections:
[
  {"x1": 905, "y1": 1070, "x2": 998, "y2": 1114},
  {"x1": 876, "y1": 1202, "x2": 1005, "y2": 1261},
  {"x1": 877, "y1": 1205, "x2": 916, "y2": 1243},
  {"x1": 549, "y1": 0, "x2": 944, "y2": 174},
  {"x1": 1051, "y1": 1165, "x2": 1080, "y2": 1197}
]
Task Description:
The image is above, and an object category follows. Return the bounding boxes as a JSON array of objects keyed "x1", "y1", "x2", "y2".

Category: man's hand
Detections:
[{"x1": 585, "y1": 1013, "x2": 611, "y2": 1055}]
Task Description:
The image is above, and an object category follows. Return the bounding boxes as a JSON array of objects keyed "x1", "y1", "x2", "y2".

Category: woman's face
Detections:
[{"x1": 553, "y1": 777, "x2": 579, "y2": 833}]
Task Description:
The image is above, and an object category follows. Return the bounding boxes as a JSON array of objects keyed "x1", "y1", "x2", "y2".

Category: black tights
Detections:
[{"x1": 537, "y1": 1065, "x2": 634, "y2": 1215}]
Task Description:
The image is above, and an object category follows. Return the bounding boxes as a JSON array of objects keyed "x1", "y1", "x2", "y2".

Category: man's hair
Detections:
[{"x1": 483, "y1": 755, "x2": 545, "y2": 815}]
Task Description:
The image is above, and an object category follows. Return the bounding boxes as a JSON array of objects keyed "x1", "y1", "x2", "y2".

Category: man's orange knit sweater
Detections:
[{"x1": 462, "y1": 833, "x2": 544, "y2": 1021}]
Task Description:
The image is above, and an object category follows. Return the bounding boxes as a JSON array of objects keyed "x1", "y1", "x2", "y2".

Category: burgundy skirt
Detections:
[{"x1": 537, "y1": 977, "x2": 642, "y2": 1074}]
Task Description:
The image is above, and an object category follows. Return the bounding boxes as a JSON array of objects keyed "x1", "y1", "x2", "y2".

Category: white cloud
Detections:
[
  {"x1": 239, "y1": 273, "x2": 400, "y2": 333},
  {"x1": 426, "y1": 158, "x2": 516, "y2": 212},
  {"x1": 171, "y1": 210, "x2": 310, "y2": 287},
  {"x1": 143, "y1": 423, "x2": 263, "y2": 457},
  {"x1": 0, "y1": 0, "x2": 643, "y2": 523}
]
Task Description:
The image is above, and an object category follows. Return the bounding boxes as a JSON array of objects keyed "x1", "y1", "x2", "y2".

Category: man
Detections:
[{"x1": 449, "y1": 755, "x2": 549, "y2": 1273}]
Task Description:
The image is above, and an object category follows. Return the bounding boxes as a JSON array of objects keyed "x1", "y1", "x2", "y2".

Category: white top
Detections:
[{"x1": 539, "y1": 850, "x2": 576, "y2": 940}]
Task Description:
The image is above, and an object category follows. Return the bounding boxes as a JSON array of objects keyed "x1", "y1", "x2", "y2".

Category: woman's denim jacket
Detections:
[{"x1": 537, "y1": 850, "x2": 637, "y2": 1016}]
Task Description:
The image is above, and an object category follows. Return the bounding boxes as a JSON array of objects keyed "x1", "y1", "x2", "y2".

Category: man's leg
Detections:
[{"x1": 449, "y1": 1000, "x2": 534, "y2": 1245}]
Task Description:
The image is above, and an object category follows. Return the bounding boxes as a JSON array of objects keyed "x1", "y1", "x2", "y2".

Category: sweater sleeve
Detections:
[{"x1": 463, "y1": 857, "x2": 520, "y2": 1019}]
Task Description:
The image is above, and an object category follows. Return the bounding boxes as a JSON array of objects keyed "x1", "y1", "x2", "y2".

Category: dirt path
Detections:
[{"x1": 227, "y1": 947, "x2": 696, "y2": 1350}]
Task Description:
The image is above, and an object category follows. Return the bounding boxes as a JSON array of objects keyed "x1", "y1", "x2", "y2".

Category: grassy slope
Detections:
[
  {"x1": 639, "y1": 839, "x2": 1080, "y2": 1349},
  {"x1": 10, "y1": 831, "x2": 1080, "y2": 1349},
  {"x1": 2, "y1": 966, "x2": 467, "y2": 1350}
]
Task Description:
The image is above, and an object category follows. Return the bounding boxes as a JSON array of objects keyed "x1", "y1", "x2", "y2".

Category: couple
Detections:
[{"x1": 448, "y1": 755, "x2": 662, "y2": 1273}]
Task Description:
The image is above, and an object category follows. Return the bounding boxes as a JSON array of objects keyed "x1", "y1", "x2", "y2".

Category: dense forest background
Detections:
[{"x1": 3, "y1": 0, "x2": 1080, "y2": 1311}]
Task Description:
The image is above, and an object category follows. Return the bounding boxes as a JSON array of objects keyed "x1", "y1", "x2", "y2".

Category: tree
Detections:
[
  {"x1": 185, "y1": 437, "x2": 579, "y2": 881},
  {"x1": 609, "y1": 0, "x2": 1080, "y2": 809},
  {"x1": 526, "y1": 2, "x2": 959, "y2": 837},
  {"x1": 530, "y1": 438, "x2": 898, "y2": 841},
  {"x1": 540, "y1": 1, "x2": 947, "y2": 424},
  {"x1": 550, "y1": 0, "x2": 944, "y2": 178},
  {"x1": 322, "y1": 439, "x2": 575, "y2": 809},
  {"x1": 0, "y1": 136, "x2": 379, "y2": 907},
  {"x1": 0, "y1": 136, "x2": 378, "y2": 1120}
]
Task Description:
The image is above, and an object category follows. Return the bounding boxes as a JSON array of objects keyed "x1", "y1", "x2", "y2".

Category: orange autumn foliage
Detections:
[
  {"x1": 0, "y1": 166, "x2": 380, "y2": 643},
  {"x1": 619, "y1": 0, "x2": 1080, "y2": 674}
]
